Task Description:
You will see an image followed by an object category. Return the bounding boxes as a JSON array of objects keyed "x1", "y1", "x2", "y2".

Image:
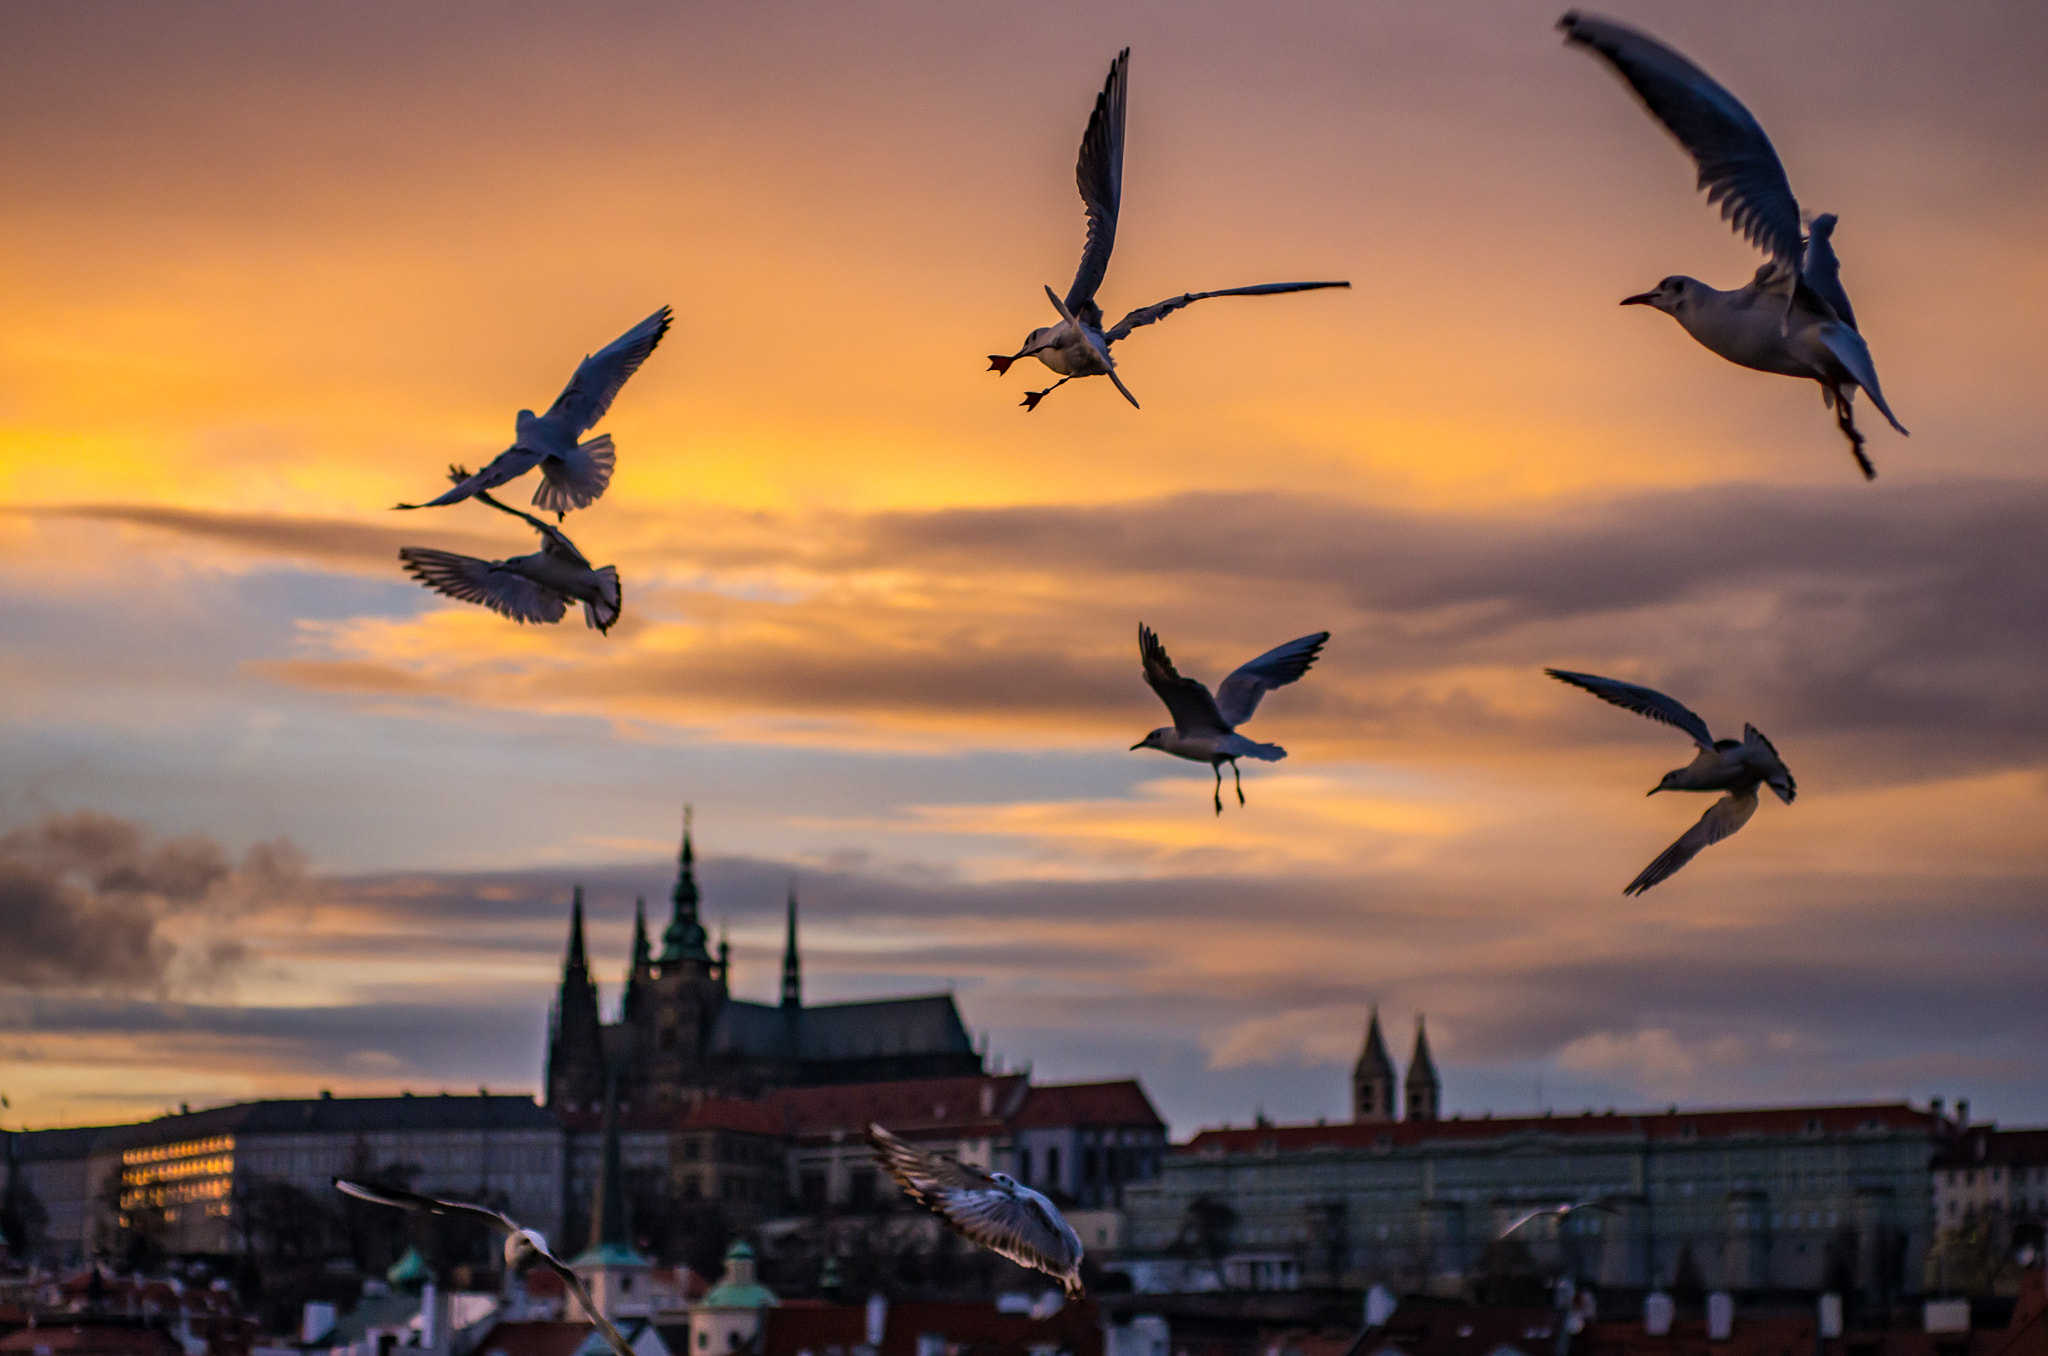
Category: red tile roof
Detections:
[
  {"x1": 472, "y1": 1320, "x2": 606, "y2": 1356},
  {"x1": 764, "y1": 1075, "x2": 1030, "y2": 1142},
  {"x1": 1011, "y1": 1080, "x2": 1164, "y2": 1131},
  {"x1": 0, "y1": 1326, "x2": 182, "y2": 1356},
  {"x1": 761, "y1": 1300, "x2": 1102, "y2": 1356},
  {"x1": 1182, "y1": 1103, "x2": 1935, "y2": 1156}
]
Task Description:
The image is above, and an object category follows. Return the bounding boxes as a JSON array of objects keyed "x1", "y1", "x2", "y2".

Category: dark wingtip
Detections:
[{"x1": 1557, "y1": 10, "x2": 1583, "y2": 35}]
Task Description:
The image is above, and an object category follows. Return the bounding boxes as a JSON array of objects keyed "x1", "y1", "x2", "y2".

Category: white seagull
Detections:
[
  {"x1": 1133, "y1": 624, "x2": 1329, "y2": 815},
  {"x1": 1560, "y1": 12, "x2": 1907, "y2": 479},
  {"x1": 988, "y1": 49, "x2": 1349, "y2": 411},
  {"x1": 332, "y1": 1178, "x2": 634, "y2": 1356},
  {"x1": 869, "y1": 1122, "x2": 1086, "y2": 1299},
  {"x1": 1498, "y1": 1199, "x2": 1619, "y2": 1240},
  {"x1": 399, "y1": 470, "x2": 622, "y2": 633},
  {"x1": 1547, "y1": 668, "x2": 1795, "y2": 895},
  {"x1": 396, "y1": 306, "x2": 671, "y2": 516}
]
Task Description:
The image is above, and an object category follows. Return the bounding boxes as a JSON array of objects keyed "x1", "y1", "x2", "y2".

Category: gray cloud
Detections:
[{"x1": 0, "y1": 812, "x2": 306, "y2": 993}]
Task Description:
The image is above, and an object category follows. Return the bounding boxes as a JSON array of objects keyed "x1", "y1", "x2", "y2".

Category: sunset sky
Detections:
[{"x1": 2, "y1": 1, "x2": 2043, "y2": 1136}]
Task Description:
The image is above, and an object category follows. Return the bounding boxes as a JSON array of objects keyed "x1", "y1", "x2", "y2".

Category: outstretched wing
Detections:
[
  {"x1": 542, "y1": 306, "x2": 673, "y2": 435},
  {"x1": 399, "y1": 548, "x2": 567, "y2": 625},
  {"x1": 1624, "y1": 786, "x2": 1758, "y2": 896},
  {"x1": 535, "y1": 1256, "x2": 636, "y2": 1356},
  {"x1": 1139, "y1": 624, "x2": 1228, "y2": 736},
  {"x1": 1546, "y1": 668, "x2": 1716, "y2": 752},
  {"x1": 870, "y1": 1124, "x2": 1083, "y2": 1295},
  {"x1": 394, "y1": 448, "x2": 544, "y2": 510},
  {"x1": 1214, "y1": 632, "x2": 1330, "y2": 728},
  {"x1": 332, "y1": 1178, "x2": 517, "y2": 1235},
  {"x1": 1560, "y1": 12, "x2": 1804, "y2": 279},
  {"x1": 1105, "y1": 281, "x2": 1350, "y2": 344},
  {"x1": 1499, "y1": 1200, "x2": 1617, "y2": 1239},
  {"x1": 1065, "y1": 49, "x2": 1128, "y2": 318},
  {"x1": 1802, "y1": 214, "x2": 1857, "y2": 332},
  {"x1": 472, "y1": 485, "x2": 590, "y2": 566}
]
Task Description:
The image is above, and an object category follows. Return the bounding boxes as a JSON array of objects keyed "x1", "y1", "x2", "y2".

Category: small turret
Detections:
[
  {"x1": 1352, "y1": 1006, "x2": 1397, "y2": 1123},
  {"x1": 1404, "y1": 1016, "x2": 1440, "y2": 1122},
  {"x1": 781, "y1": 883, "x2": 802, "y2": 1009}
]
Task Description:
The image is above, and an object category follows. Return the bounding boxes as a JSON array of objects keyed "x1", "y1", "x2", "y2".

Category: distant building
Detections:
[
  {"x1": 1352, "y1": 1008, "x2": 1397, "y2": 1124},
  {"x1": 1124, "y1": 1102, "x2": 1941, "y2": 1298},
  {"x1": 544, "y1": 813, "x2": 982, "y2": 1116}
]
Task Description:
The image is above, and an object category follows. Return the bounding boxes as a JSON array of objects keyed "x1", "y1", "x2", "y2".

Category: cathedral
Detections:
[
  {"x1": 544, "y1": 814, "x2": 983, "y2": 1112},
  {"x1": 1350, "y1": 1005, "x2": 1440, "y2": 1122}
]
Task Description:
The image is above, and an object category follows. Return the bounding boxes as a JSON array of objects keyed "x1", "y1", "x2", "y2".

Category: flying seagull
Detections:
[
  {"x1": 332, "y1": 1178, "x2": 633, "y2": 1356},
  {"x1": 988, "y1": 49, "x2": 1349, "y2": 411},
  {"x1": 1498, "y1": 1199, "x2": 1619, "y2": 1240},
  {"x1": 869, "y1": 1122, "x2": 1085, "y2": 1299},
  {"x1": 396, "y1": 305, "x2": 671, "y2": 516},
  {"x1": 1559, "y1": 12, "x2": 1907, "y2": 478},
  {"x1": 1547, "y1": 668, "x2": 1795, "y2": 895},
  {"x1": 1133, "y1": 624, "x2": 1328, "y2": 814},
  {"x1": 399, "y1": 468, "x2": 622, "y2": 633}
]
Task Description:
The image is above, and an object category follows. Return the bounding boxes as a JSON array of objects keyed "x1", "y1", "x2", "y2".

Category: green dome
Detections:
[{"x1": 699, "y1": 1240, "x2": 776, "y2": 1311}]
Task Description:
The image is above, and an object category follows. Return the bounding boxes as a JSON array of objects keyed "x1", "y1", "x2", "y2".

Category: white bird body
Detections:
[
  {"x1": 399, "y1": 475, "x2": 622, "y2": 632},
  {"x1": 1562, "y1": 13, "x2": 1907, "y2": 478},
  {"x1": 990, "y1": 50, "x2": 1348, "y2": 411},
  {"x1": 869, "y1": 1123, "x2": 1086, "y2": 1299},
  {"x1": 1546, "y1": 668, "x2": 1794, "y2": 895},
  {"x1": 1134, "y1": 624, "x2": 1328, "y2": 814},
  {"x1": 397, "y1": 306, "x2": 671, "y2": 516}
]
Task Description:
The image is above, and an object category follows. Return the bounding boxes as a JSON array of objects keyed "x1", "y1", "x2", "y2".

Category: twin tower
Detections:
[{"x1": 1352, "y1": 1006, "x2": 1440, "y2": 1122}]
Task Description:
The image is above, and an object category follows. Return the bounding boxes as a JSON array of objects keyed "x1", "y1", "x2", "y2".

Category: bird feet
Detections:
[
  {"x1": 987, "y1": 355, "x2": 1015, "y2": 375},
  {"x1": 1833, "y1": 391, "x2": 1876, "y2": 480},
  {"x1": 1232, "y1": 760, "x2": 1245, "y2": 806},
  {"x1": 1021, "y1": 377, "x2": 1069, "y2": 412}
]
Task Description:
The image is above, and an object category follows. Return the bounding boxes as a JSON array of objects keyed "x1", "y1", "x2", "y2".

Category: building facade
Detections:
[
  {"x1": 545, "y1": 816, "x2": 983, "y2": 1116},
  {"x1": 1123, "y1": 1103, "x2": 1940, "y2": 1300}
]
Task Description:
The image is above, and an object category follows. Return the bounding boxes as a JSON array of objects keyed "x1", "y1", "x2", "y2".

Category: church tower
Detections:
[
  {"x1": 1351, "y1": 1005, "x2": 1397, "y2": 1122},
  {"x1": 1404, "y1": 1016, "x2": 1441, "y2": 1121},
  {"x1": 620, "y1": 897, "x2": 651, "y2": 1026},
  {"x1": 780, "y1": 884, "x2": 802, "y2": 1009},
  {"x1": 545, "y1": 888, "x2": 606, "y2": 1112},
  {"x1": 633, "y1": 806, "x2": 730, "y2": 1108}
]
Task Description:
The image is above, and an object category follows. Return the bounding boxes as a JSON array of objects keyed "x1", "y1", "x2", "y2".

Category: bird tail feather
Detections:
[
  {"x1": 584, "y1": 567, "x2": 622, "y2": 635},
  {"x1": 533, "y1": 434, "x2": 617, "y2": 516},
  {"x1": 1242, "y1": 742, "x2": 1286, "y2": 762}
]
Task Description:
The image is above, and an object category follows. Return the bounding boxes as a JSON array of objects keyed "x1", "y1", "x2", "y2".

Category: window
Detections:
[
  {"x1": 800, "y1": 1172, "x2": 826, "y2": 1208},
  {"x1": 1047, "y1": 1147, "x2": 1061, "y2": 1184},
  {"x1": 849, "y1": 1168, "x2": 877, "y2": 1206},
  {"x1": 1018, "y1": 1148, "x2": 1033, "y2": 1182}
]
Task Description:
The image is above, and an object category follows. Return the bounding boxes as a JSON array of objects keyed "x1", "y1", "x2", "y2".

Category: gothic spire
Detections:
[
  {"x1": 660, "y1": 804, "x2": 712, "y2": 964},
  {"x1": 545, "y1": 887, "x2": 604, "y2": 1110},
  {"x1": 1352, "y1": 1004, "x2": 1397, "y2": 1122},
  {"x1": 621, "y1": 897, "x2": 650, "y2": 1022},
  {"x1": 781, "y1": 882, "x2": 802, "y2": 1009},
  {"x1": 565, "y1": 886, "x2": 590, "y2": 977},
  {"x1": 1404, "y1": 1015, "x2": 1441, "y2": 1122},
  {"x1": 580, "y1": 1070, "x2": 645, "y2": 1263}
]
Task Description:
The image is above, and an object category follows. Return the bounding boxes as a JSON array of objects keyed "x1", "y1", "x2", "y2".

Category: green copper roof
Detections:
[
  {"x1": 569, "y1": 1241, "x2": 650, "y2": 1268},
  {"x1": 699, "y1": 1279, "x2": 778, "y2": 1310},
  {"x1": 386, "y1": 1246, "x2": 432, "y2": 1288}
]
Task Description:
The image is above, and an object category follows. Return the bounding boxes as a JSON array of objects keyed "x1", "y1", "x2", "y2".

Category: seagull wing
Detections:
[
  {"x1": 332, "y1": 1178, "x2": 518, "y2": 1235},
  {"x1": 1105, "y1": 281, "x2": 1351, "y2": 344},
  {"x1": 1065, "y1": 49, "x2": 1128, "y2": 318},
  {"x1": 1546, "y1": 668, "x2": 1716, "y2": 752},
  {"x1": 1802, "y1": 214, "x2": 1857, "y2": 332},
  {"x1": 534, "y1": 1253, "x2": 636, "y2": 1356},
  {"x1": 1139, "y1": 624, "x2": 1228, "y2": 736},
  {"x1": 1213, "y1": 631, "x2": 1330, "y2": 728},
  {"x1": 1560, "y1": 12, "x2": 1804, "y2": 279},
  {"x1": 399, "y1": 548, "x2": 568, "y2": 625},
  {"x1": 472, "y1": 487, "x2": 591, "y2": 566},
  {"x1": 870, "y1": 1124, "x2": 1083, "y2": 1296},
  {"x1": 1744, "y1": 724, "x2": 1797, "y2": 804},
  {"x1": 395, "y1": 449, "x2": 545, "y2": 510},
  {"x1": 1498, "y1": 1206, "x2": 1565, "y2": 1239},
  {"x1": 541, "y1": 306, "x2": 673, "y2": 436},
  {"x1": 1624, "y1": 786, "x2": 1758, "y2": 896}
]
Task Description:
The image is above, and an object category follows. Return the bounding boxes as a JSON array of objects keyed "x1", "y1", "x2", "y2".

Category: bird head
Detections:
[
  {"x1": 1130, "y1": 728, "x2": 1170, "y2": 752},
  {"x1": 504, "y1": 1229, "x2": 546, "y2": 1270},
  {"x1": 1620, "y1": 276, "x2": 1692, "y2": 315},
  {"x1": 1648, "y1": 770, "x2": 1683, "y2": 796},
  {"x1": 988, "y1": 1172, "x2": 1018, "y2": 1189}
]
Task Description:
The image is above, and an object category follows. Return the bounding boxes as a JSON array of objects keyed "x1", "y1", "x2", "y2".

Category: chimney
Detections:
[
  {"x1": 1957, "y1": 1098, "x2": 1970, "y2": 1128},
  {"x1": 865, "y1": 1294, "x2": 888, "y2": 1348}
]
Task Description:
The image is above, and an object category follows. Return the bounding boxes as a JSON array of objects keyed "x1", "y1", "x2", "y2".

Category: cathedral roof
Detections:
[
  {"x1": 1354, "y1": 1006, "x2": 1395, "y2": 1080},
  {"x1": 765, "y1": 1073, "x2": 1027, "y2": 1141},
  {"x1": 1010, "y1": 1079, "x2": 1164, "y2": 1130},
  {"x1": 706, "y1": 993, "x2": 974, "y2": 1064}
]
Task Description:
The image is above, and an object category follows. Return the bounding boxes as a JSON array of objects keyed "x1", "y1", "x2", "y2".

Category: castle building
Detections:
[{"x1": 544, "y1": 812, "x2": 982, "y2": 1114}]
